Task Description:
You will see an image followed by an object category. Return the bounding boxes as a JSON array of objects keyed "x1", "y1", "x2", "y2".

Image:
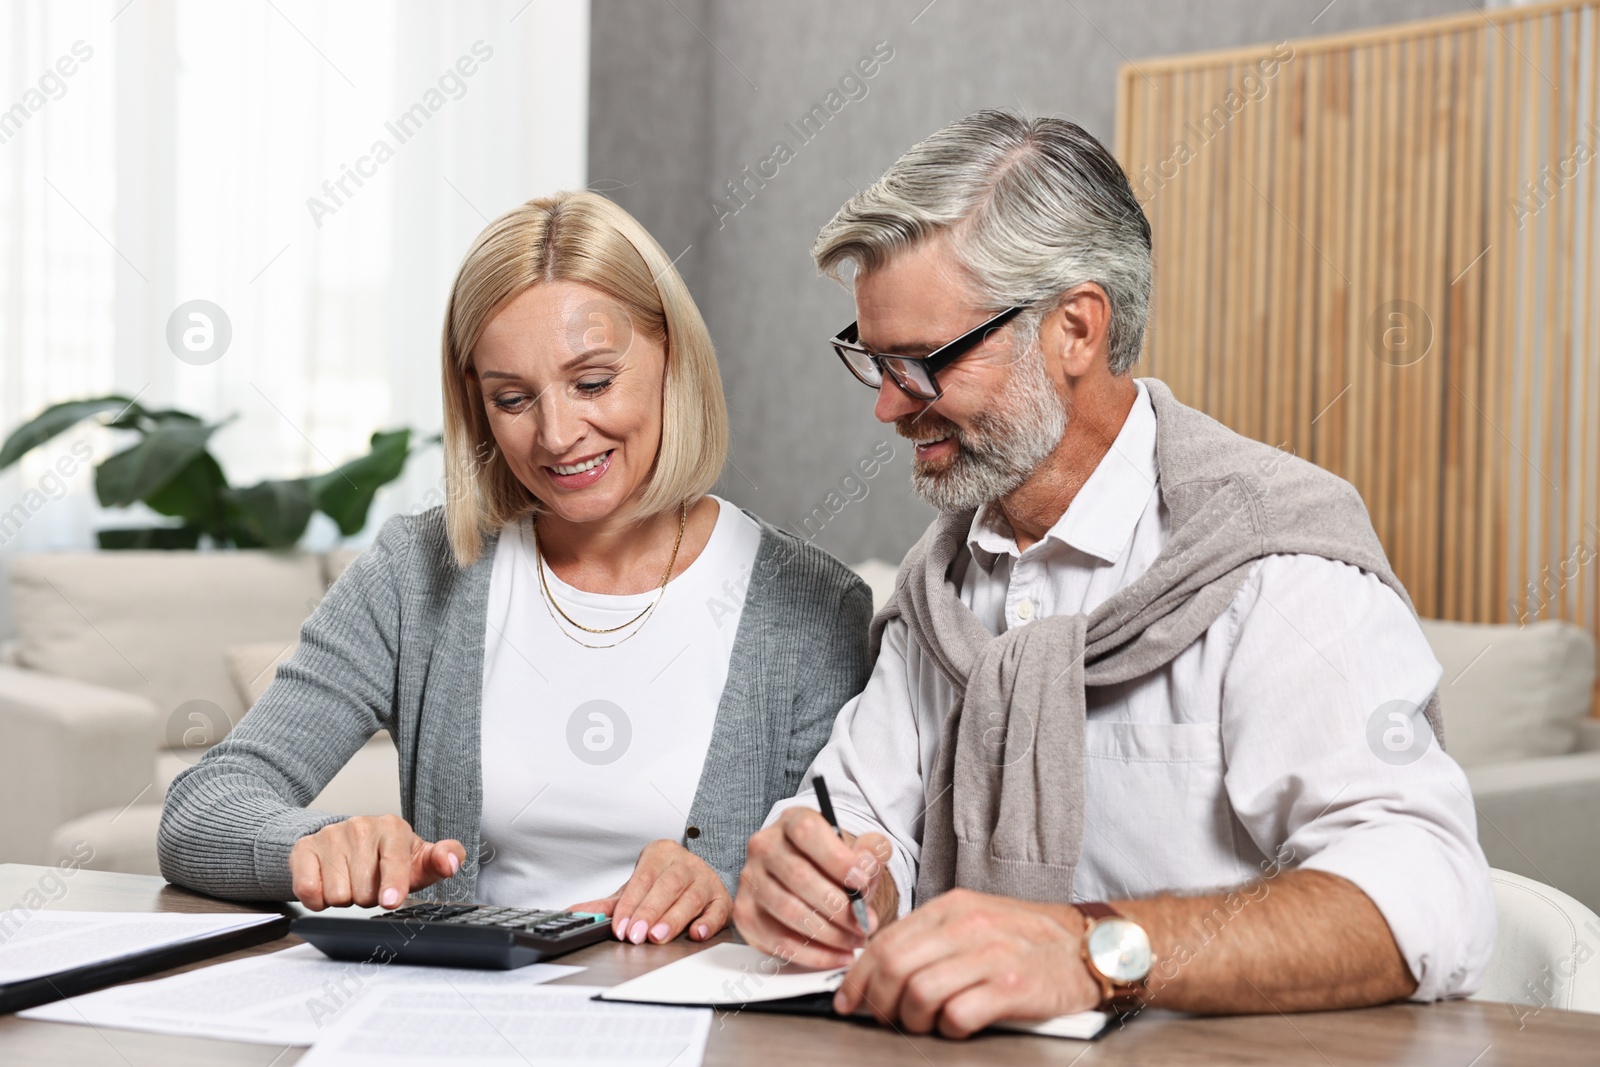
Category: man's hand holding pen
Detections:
[
  {"x1": 734, "y1": 806, "x2": 897, "y2": 969},
  {"x1": 735, "y1": 785, "x2": 1101, "y2": 1038},
  {"x1": 812, "y1": 776, "x2": 875, "y2": 935}
]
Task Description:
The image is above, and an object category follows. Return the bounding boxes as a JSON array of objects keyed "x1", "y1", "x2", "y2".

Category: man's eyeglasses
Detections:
[{"x1": 829, "y1": 305, "x2": 1028, "y2": 402}]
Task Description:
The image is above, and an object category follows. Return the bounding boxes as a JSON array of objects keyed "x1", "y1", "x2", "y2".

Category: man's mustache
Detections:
[{"x1": 894, "y1": 410, "x2": 960, "y2": 447}]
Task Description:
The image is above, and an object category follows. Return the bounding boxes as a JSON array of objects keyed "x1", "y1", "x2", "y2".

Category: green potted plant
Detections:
[{"x1": 0, "y1": 396, "x2": 432, "y2": 549}]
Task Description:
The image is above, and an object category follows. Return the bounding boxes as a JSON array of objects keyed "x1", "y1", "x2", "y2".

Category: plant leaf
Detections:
[
  {"x1": 106, "y1": 405, "x2": 205, "y2": 432},
  {"x1": 143, "y1": 408, "x2": 202, "y2": 423},
  {"x1": 143, "y1": 450, "x2": 228, "y2": 533},
  {"x1": 106, "y1": 410, "x2": 150, "y2": 431},
  {"x1": 94, "y1": 421, "x2": 220, "y2": 507},
  {"x1": 308, "y1": 429, "x2": 412, "y2": 537},
  {"x1": 97, "y1": 525, "x2": 202, "y2": 550},
  {"x1": 0, "y1": 396, "x2": 138, "y2": 470},
  {"x1": 223, "y1": 479, "x2": 315, "y2": 549}
]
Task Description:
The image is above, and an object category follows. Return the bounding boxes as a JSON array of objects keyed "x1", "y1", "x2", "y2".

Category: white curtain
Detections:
[{"x1": 0, "y1": 0, "x2": 589, "y2": 559}]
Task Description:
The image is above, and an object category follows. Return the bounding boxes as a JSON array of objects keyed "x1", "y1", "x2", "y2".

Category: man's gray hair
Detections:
[{"x1": 812, "y1": 109, "x2": 1153, "y2": 375}]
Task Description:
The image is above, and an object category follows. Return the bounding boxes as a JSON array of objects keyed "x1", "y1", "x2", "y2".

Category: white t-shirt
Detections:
[{"x1": 476, "y1": 496, "x2": 761, "y2": 908}]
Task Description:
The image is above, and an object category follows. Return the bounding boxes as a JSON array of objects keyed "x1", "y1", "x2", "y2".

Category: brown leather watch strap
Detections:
[{"x1": 1076, "y1": 901, "x2": 1120, "y2": 922}]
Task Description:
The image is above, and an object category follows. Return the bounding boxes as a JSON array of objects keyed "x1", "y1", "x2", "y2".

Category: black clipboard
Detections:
[
  {"x1": 0, "y1": 912, "x2": 291, "y2": 1016},
  {"x1": 590, "y1": 990, "x2": 1114, "y2": 1040},
  {"x1": 592, "y1": 989, "x2": 863, "y2": 1022}
]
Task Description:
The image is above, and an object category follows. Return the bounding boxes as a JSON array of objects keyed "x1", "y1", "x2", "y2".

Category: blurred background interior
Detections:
[{"x1": 2, "y1": 0, "x2": 1598, "y2": 925}]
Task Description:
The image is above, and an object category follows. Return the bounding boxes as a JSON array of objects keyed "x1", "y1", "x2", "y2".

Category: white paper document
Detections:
[
  {"x1": 598, "y1": 942, "x2": 1109, "y2": 1040},
  {"x1": 21, "y1": 943, "x2": 583, "y2": 1046},
  {"x1": 296, "y1": 984, "x2": 711, "y2": 1067},
  {"x1": 597, "y1": 942, "x2": 848, "y2": 1006},
  {"x1": 0, "y1": 909, "x2": 280, "y2": 983}
]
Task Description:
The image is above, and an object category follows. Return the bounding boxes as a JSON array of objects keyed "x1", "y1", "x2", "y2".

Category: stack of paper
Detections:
[
  {"x1": 25, "y1": 940, "x2": 713, "y2": 1066},
  {"x1": 297, "y1": 985, "x2": 711, "y2": 1067},
  {"x1": 21, "y1": 943, "x2": 582, "y2": 1045},
  {"x1": 20, "y1": 918, "x2": 1103, "y2": 1061}
]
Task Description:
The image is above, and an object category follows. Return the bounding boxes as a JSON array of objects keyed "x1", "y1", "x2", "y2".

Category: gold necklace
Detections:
[{"x1": 532, "y1": 501, "x2": 689, "y2": 649}]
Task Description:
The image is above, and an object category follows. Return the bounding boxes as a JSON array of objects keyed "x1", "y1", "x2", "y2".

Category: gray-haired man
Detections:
[{"x1": 734, "y1": 110, "x2": 1494, "y2": 1037}]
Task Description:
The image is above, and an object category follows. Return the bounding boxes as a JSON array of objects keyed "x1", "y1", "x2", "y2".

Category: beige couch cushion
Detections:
[
  {"x1": 86, "y1": 735, "x2": 405, "y2": 877},
  {"x1": 0, "y1": 664, "x2": 159, "y2": 864},
  {"x1": 10, "y1": 551, "x2": 325, "y2": 744},
  {"x1": 224, "y1": 640, "x2": 299, "y2": 709},
  {"x1": 1421, "y1": 618, "x2": 1597, "y2": 768},
  {"x1": 309, "y1": 734, "x2": 404, "y2": 818},
  {"x1": 849, "y1": 559, "x2": 900, "y2": 614},
  {"x1": 155, "y1": 734, "x2": 402, "y2": 815},
  {"x1": 323, "y1": 548, "x2": 365, "y2": 589},
  {"x1": 217, "y1": 638, "x2": 403, "y2": 821},
  {"x1": 49, "y1": 804, "x2": 165, "y2": 877},
  {"x1": 1468, "y1": 751, "x2": 1600, "y2": 914}
]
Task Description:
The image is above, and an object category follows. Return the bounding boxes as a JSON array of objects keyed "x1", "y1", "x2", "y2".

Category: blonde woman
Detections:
[{"x1": 159, "y1": 192, "x2": 873, "y2": 946}]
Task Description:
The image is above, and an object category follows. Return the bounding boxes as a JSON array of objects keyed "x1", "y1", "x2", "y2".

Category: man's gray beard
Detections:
[{"x1": 910, "y1": 347, "x2": 1068, "y2": 513}]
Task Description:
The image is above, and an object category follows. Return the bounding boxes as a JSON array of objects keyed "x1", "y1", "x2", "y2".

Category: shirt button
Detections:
[
  {"x1": 685, "y1": 826, "x2": 701, "y2": 839},
  {"x1": 1016, "y1": 598, "x2": 1035, "y2": 621}
]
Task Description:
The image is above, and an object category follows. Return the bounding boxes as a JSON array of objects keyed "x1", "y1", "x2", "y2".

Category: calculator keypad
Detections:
[{"x1": 386, "y1": 904, "x2": 607, "y2": 939}]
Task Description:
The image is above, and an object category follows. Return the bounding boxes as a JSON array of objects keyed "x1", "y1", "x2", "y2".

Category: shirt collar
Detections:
[{"x1": 967, "y1": 377, "x2": 1158, "y2": 566}]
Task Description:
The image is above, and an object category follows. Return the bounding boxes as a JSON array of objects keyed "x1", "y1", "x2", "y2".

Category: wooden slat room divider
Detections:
[{"x1": 1116, "y1": 0, "x2": 1600, "y2": 710}]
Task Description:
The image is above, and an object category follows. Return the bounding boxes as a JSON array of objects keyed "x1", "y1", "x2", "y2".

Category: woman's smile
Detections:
[{"x1": 545, "y1": 448, "x2": 614, "y2": 489}]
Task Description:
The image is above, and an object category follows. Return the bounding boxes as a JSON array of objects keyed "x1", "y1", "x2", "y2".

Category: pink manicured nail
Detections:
[
  {"x1": 613, "y1": 915, "x2": 630, "y2": 938},
  {"x1": 650, "y1": 922, "x2": 670, "y2": 942},
  {"x1": 628, "y1": 919, "x2": 648, "y2": 944},
  {"x1": 694, "y1": 924, "x2": 709, "y2": 940},
  {"x1": 447, "y1": 853, "x2": 460, "y2": 874},
  {"x1": 380, "y1": 887, "x2": 399, "y2": 907}
]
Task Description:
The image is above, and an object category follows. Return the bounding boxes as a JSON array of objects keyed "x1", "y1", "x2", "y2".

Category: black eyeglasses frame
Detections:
[{"x1": 829, "y1": 304, "x2": 1030, "y2": 402}]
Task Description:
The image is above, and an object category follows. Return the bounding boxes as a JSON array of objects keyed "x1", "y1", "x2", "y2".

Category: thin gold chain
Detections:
[{"x1": 532, "y1": 500, "x2": 689, "y2": 648}]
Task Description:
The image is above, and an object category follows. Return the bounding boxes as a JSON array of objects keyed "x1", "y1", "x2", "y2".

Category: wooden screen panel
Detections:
[{"x1": 1117, "y1": 0, "x2": 1600, "y2": 712}]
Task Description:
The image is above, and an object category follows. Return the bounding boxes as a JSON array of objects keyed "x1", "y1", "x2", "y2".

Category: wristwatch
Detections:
[{"x1": 1074, "y1": 902, "x2": 1153, "y2": 1013}]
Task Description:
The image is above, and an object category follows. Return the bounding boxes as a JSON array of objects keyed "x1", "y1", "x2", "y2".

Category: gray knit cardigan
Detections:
[{"x1": 157, "y1": 506, "x2": 874, "y2": 903}]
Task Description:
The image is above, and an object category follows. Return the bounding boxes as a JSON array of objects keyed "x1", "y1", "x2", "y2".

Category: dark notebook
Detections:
[
  {"x1": 594, "y1": 942, "x2": 1111, "y2": 1040},
  {"x1": 0, "y1": 910, "x2": 290, "y2": 1015}
]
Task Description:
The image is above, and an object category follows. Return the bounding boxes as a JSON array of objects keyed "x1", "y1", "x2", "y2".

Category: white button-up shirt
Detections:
[{"x1": 769, "y1": 378, "x2": 1495, "y2": 1001}]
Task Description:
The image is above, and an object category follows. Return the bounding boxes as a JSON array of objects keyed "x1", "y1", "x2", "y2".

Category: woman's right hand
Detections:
[{"x1": 289, "y1": 814, "x2": 466, "y2": 910}]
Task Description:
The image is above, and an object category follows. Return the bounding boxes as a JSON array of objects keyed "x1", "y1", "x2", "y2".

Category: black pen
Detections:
[{"x1": 812, "y1": 774, "x2": 872, "y2": 935}]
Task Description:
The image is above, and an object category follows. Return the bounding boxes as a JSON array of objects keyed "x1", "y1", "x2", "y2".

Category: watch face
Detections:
[{"x1": 1087, "y1": 918, "x2": 1153, "y2": 984}]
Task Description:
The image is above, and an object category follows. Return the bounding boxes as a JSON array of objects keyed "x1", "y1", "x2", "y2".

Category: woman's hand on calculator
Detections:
[
  {"x1": 568, "y1": 839, "x2": 732, "y2": 946},
  {"x1": 290, "y1": 815, "x2": 467, "y2": 911}
]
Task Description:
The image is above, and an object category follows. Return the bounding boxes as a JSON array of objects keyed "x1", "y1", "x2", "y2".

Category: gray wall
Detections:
[{"x1": 589, "y1": 0, "x2": 1474, "y2": 565}]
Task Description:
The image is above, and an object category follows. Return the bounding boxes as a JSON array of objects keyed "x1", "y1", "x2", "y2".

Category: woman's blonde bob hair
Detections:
[{"x1": 440, "y1": 191, "x2": 728, "y2": 566}]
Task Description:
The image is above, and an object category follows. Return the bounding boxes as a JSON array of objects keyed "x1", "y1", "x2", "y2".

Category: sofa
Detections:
[
  {"x1": 1419, "y1": 617, "x2": 1600, "y2": 913},
  {"x1": 0, "y1": 547, "x2": 396, "y2": 877},
  {"x1": 2, "y1": 549, "x2": 1597, "y2": 913}
]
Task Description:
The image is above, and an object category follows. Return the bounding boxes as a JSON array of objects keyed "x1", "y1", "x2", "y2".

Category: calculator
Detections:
[{"x1": 292, "y1": 903, "x2": 613, "y2": 970}]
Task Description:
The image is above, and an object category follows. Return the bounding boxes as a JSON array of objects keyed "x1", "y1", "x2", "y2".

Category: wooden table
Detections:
[{"x1": 1, "y1": 863, "x2": 1595, "y2": 1065}]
